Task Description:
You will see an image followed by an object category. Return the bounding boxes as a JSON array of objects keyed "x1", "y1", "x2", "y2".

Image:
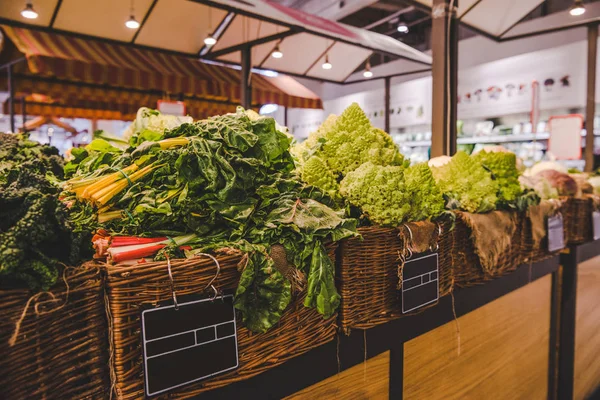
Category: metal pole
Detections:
[
  {"x1": 241, "y1": 46, "x2": 252, "y2": 109},
  {"x1": 21, "y1": 96, "x2": 27, "y2": 133},
  {"x1": 284, "y1": 106, "x2": 288, "y2": 127},
  {"x1": 585, "y1": 24, "x2": 598, "y2": 172},
  {"x1": 430, "y1": 0, "x2": 458, "y2": 157},
  {"x1": 8, "y1": 64, "x2": 15, "y2": 133},
  {"x1": 384, "y1": 76, "x2": 391, "y2": 133}
]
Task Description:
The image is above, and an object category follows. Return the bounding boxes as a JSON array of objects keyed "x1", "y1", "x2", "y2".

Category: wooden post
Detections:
[
  {"x1": 585, "y1": 24, "x2": 598, "y2": 172},
  {"x1": 241, "y1": 46, "x2": 252, "y2": 109},
  {"x1": 21, "y1": 96, "x2": 27, "y2": 133},
  {"x1": 384, "y1": 76, "x2": 391, "y2": 133},
  {"x1": 430, "y1": 0, "x2": 458, "y2": 157},
  {"x1": 8, "y1": 64, "x2": 15, "y2": 133}
]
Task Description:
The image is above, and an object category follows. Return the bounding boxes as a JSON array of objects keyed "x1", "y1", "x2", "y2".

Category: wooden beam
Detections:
[
  {"x1": 8, "y1": 64, "x2": 15, "y2": 133},
  {"x1": 205, "y1": 30, "x2": 297, "y2": 59},
  {"x1": 131, "y1": 0, "x2": 159, "y2": 44},
  {"x1": 585, "y1": 24, "x2": 598, "y2": 172},
  {"x1": 49, "y1": 0, "x2": 63, "y2": 28},
  {"x1": 241, "y1": 46, "x2": 252, "y2": 109},
  {"x1": 430, "y1": 0, "x2": 458, "y2": 157}
]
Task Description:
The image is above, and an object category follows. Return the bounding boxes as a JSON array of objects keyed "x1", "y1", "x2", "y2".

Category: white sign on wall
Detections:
[{"x1": 548, "y1": 114, "x2": 584, "y2": 160}]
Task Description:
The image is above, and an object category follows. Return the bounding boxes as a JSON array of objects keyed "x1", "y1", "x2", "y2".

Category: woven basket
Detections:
[
  {"x1": 104, "y1": 245, "x2": 338, "y2": 399},
  {"x1": 0, "y1": 264, "x2": 108, "y2": 400},
  {"x1": 563, "y1": 196, "x2": 593, "y2": 245},
  {"x1": 452, "y1": 212, "x2": 522, "y2": 287},
  {"x1": 520, "y1": 205, "x2": 567, "y2": 264},
  {"x1": 338, "y1": 222, "x2": 453, "y2": 332}
]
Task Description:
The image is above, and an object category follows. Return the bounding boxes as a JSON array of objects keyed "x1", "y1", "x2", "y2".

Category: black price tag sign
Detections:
[
  {"x1": 593, "y1": 211, "x2": 600, "y2": 241},
  {"x1": 402, "y1": 252, "x2": 440, "y2": 314},
  {"x1": 547, "y1": 214, "x2": 565, "y2": 252},
  {"x1": 141, "y1": 294, "x2": 239, "y2": 397}
]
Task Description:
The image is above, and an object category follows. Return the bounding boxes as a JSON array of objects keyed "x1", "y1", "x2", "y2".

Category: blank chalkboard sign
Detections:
[
  {"x1": 548, "y1": 214, "x2": 565, "y2": 252},
  {"x1": 141, "y1": 294, "x2": 239, "y2": 397},
  {"x1": 402, "y1": 252, "x2": 440, "y2": 313}
]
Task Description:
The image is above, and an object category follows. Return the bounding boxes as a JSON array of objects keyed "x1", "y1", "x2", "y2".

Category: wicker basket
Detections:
[
  {"x1": 337, "y1": 222, "x2": 453, "y2": 332},
  {"x1": 104, "y1": 246, "x2": 338, "y2": 399},
  {"x1": 563, "y1": 196, "x2": 593, "y2": 245},
  {"x1": 0, "y1": 264, "x2": 108, "y2": 400},
  {"x1": 452, "y1": 212, "x2": 522, "y2": 287},
  {"x1": 520, "y1": 204, "x2": 567, "y2": 264}
]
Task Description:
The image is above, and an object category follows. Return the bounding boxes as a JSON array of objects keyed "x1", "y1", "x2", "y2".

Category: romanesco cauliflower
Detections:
[
  {"x1": 472, "y1": 150, "x2": 522, "y2": 207},
  {"x1": 339, "y1": 162, "x2": 444, "y2": 226},
  {"x1": 292, "y1": 103, "x2": 405, "y2": 198},
  {"x1": 301, "y1": 156, "x2": 340, "y2": 199},
  {"x1": 430, "y1": 151, "x2": 498, "y2": 213}
]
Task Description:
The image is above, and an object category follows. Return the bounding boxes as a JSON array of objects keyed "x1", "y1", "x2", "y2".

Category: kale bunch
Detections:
[{"x1": 0, "y1": 134, "x2": 86, "y2": 290}]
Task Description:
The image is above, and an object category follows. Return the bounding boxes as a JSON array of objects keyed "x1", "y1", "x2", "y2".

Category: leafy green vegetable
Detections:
[
  {"x1": 66, "y1": 107, "x2": 357, "y2": 332},
  {"x1": 430, "y1": 151, "x2": 498, "y2": 213},
  {"x1": 0, "y1": 133, "x2": 86, "y2": 290}
]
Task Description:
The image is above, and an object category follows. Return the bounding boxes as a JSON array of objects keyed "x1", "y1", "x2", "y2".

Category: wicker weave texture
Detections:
[
  {"x1": 452, "y1": 212, "x2": 522, "y2": 288},
  {"x1": 0, "y1": 264, "x2": 109, "y2": 400},
  {"x1": 104, "y1": 246, "x2": 337, "y2": 400},
  {"x1": 338, "y1": 223, "x2": 453, "y2": 332},
  {"x1": 520, "y1": 209, "x2": 566, "y2": 264},
  {"x1": 564, "y1": 197, "x2": 592, "y2": 245}
]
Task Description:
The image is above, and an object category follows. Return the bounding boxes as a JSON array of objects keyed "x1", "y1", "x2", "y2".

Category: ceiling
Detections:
[
  {"x1": 273, "y1": 0, "x2": 600, "y2": 71},
  {"x1": 0, "y1": 0, "x2": 432, "y2": 84}
]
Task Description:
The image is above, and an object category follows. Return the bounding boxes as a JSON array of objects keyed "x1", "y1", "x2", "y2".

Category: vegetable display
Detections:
[
  {"x1": 64, "y1": 107, "x2": 357, "y2": 333},
  {"x1": 0, "y1": 133, "x2": 84, "y2": 290},
  {"x1": 295, "y1": 103, "x2": 444, "y2": 226},
  {"x1": 472, "y1": 150, "x2": 522, "y2": 208}
]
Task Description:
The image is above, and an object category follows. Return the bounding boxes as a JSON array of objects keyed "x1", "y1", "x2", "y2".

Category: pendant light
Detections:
[
  {"x1": 397, "y1": 22, "x2": 409, "y2": 34},
  {"x1": 569, "y1": 0, "x2": 585, "y2": 16},
  {"x1": 21, "y1": 2, "x2": 38, "y2": 19},
  {"x1": 204, "y1": 7, "x2": 217, "y2": 47},
  {"x1": 322, "y1": 54, "x2": 332, "y2": 70},
  {"x1": 125, "y1": 0, "x2": 140, "y2": 29},
  {"x1": 363, "y1": 60, "x2": 373, "y2": 78},
  {"x1": 271, "y1": 44, "x2": 283, "y2": 59}
]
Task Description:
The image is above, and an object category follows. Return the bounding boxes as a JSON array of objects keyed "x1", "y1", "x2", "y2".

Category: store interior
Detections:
[{"x1": 1, "y1": 0, "x2": 600, "y2": 399}]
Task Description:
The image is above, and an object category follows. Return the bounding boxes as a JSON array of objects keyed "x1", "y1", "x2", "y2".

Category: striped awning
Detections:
[{"x1": 1, "y1": 26, "x2": 322, "y2": 109}]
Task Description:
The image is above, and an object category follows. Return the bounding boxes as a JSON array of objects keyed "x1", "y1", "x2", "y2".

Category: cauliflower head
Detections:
[
  {"x1": 472, "y1": 150, "x2": 522, "y2": 207},
  {"x1": 431, "y1": 151, "x2": 499, "y2": 213},
  {"x1": 300, "y1": 155, "x2": 341, "y2": 199}
]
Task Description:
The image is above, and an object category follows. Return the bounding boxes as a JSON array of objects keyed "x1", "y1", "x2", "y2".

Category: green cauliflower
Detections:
[
  {"x1": 340, "y1": 162, "x2": 411, "y2": 226},
  {"x1": 404, "y1": 162, "x2": 446, "y2": 222},
  {"x1": 293, "y1": 103, "x2": 405, "y2": 198},
  {"x1": 472, "y1": 150, "x2": 522, "y2": 208},
  {"x1": 430, "y1": 151, "x2": 498, "y2": 213},
  {"x1": 300, "y1": 156, "x2": 340, "y2": 199},
  {"x1": 340, "y1": 162, "x2": 445, "y2": 226}
]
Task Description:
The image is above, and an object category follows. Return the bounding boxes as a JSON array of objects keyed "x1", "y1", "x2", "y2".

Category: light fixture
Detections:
[
  {"x1": 125, "y1": 15, "x2": 140, "y2": 29},
  {"x1": 125, "y1": 0, "x2": 139, "y2": 29},
  {"x1": 569, "y1": 0, "x2": 586, "y2": 16},
  {"x1": 271, "y1": 45, "x2": 283, "y2": 59},
  {"x1": 204, "y1": 35, "x2": 217, "y2": 46},
  {"x1": 322, "y1": 54, "x2": 332, "y2": 70},
  {"x1": 397, "y1": 22, "x2": 409, "y2": 34},
  {"x1": 21, "y1": 2, "x2": 38, "y2": 19},
  {"x1": 363, "y1": 60, "x2": 373, "y2": 78}
]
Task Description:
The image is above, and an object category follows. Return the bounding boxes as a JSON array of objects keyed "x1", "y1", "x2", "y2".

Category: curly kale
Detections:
[{"x1": 0, "y1": 133, "x2": 86, "y2": 290}]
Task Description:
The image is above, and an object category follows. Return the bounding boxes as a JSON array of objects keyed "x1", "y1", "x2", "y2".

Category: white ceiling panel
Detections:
[
  {"x1": 305, "y1": 41, "x2": 371, "y2": 81},
  {"x1": 135, "y1": 0, "x2": 228, "y2": 54},
  {"x1": 0, "y1": 0, "x2": 59, "y2": 27},
  {"x1": 260, "y1": 33, "x2": 331, "y2": 75},
  {"x1": 211, "y1": 14, "x2": 286, "y2": 52},
  {"x1": 461, "y1": 0, "x2": 544, "y2": 37},
  {"x1": 53, "y1": 0, "x2": 156, "y2": 41}
]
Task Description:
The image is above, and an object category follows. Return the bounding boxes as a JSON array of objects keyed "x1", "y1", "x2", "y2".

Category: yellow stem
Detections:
[
  {"x1": 98, "y1": 210, "x2": 124, "y2": 223},
  {"x1": 159, "y1": 137, "x2": 190, "y2": 150},
  {"x1": 81, "y1": 164, "x2": 138, "y2": 199},
  {"x1": 95, "y1": 164, "x2": 159, "y2": 206}
]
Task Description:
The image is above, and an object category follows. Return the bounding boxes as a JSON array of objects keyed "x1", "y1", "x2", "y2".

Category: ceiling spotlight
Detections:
[
  {"x1": 204, "y1": 35, "x2": 217, "y2": 46},
  {"x1": 21, "y1": 2, "x2": 38, "y2": 19},
  {"x1": 397, "y1": 22, "x2": 409, "y2": 34},
  {"x1": 125, "y1": 15, "x2": 140, "y2": 29},
  {"x1": 322, "y1": 54, "x2": 332, "y2": 70},
  {"x1": 363, "y1": 60, "x2": 373, "y2": 78},
  {"x1": 569, "y1": 0, "x2": 586, "y2": 16},
  {"x1": 271, "y1": 45, "x2": 283, "y2": 59}
]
